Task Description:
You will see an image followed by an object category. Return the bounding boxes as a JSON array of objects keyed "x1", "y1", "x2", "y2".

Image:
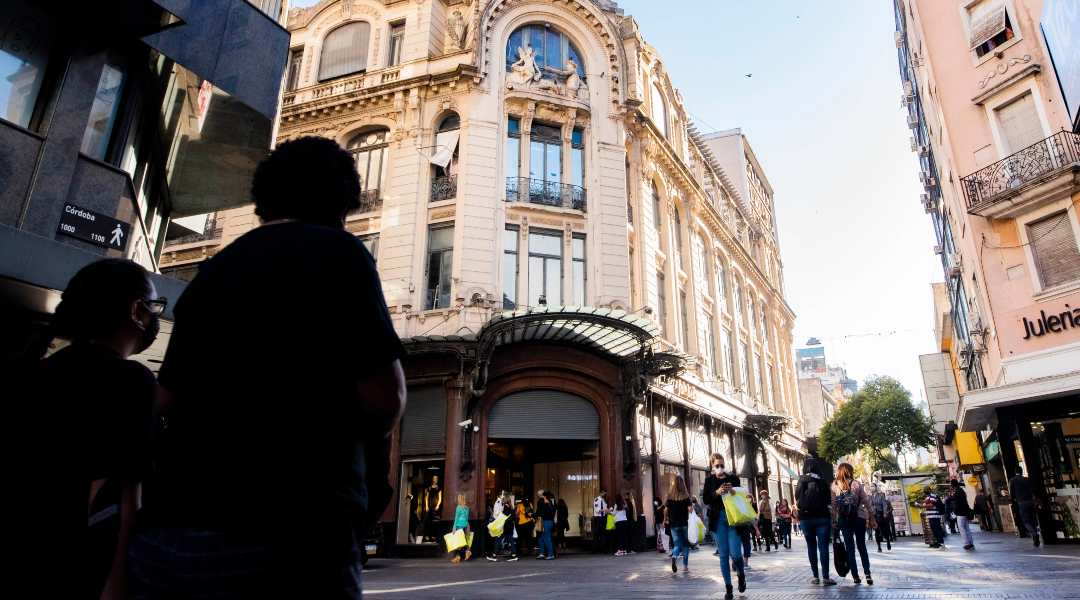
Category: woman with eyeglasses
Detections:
[{"x1": 6, "y1": 258, "x2": 163, "y2": 599}]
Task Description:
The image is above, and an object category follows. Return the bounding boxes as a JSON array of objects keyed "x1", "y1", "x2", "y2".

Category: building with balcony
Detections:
[
  {"x1": 0, "y1": 0, "x2": 291, "y2": 369},
  {"x1": 895, "y1": 0, "x2": 1080, "y2": 544},
  {"x1": 257, "y1": 0, "x2": 807, "y2": 555}
]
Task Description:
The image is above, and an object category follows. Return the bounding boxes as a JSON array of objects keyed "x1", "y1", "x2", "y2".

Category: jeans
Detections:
[
  {"x1": 1018, "y1": 500, "x2": 1040, "y2": 539},
  {"x1": 538, "y1": 520, "x2": 554, "y2": 556},
  {"x1": 802, "y1": 517, "x2": 831, "y2": 579},
  {"x1": 928, "y1": 517, "x2": 945, "y2": 546},
  {"x1": 670, "y1": 525, "x2": 689, "y2": 566},
  {"x1": 493, "y1": 524, "x2": 516, "y2": 557},
  {"x1": 779, "y1": 522, "x2": 792, "y2": 547},
  {"x1": 874, "y1": 515, "x2": 891, "y2": 547},
  {"x1": 713, "y1": 516, "x2": 744, "y2": 586},
  {"x1": 615, "y1": 520, "x2": 629, "y2": 552},
  {"x1": 838, "y1": 517, "x2": 871, "y2": 578},
  {"x1": 956, "y1": 515, "x2": 974, "y2": 546}
]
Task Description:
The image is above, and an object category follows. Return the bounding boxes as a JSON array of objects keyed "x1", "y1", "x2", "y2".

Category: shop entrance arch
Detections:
[{"x1": 486, "y1": 390, "x2": 600, "y2": 546}]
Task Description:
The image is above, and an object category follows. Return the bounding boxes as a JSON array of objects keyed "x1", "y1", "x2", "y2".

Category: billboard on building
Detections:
[{"x1": 1042, "y1": 1, "x2": 1080, "y2": 128}]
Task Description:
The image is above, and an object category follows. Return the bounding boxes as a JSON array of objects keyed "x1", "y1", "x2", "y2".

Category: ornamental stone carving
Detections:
[{"x1": 447, "y1": 10, "x2": 468, "y2": 51}]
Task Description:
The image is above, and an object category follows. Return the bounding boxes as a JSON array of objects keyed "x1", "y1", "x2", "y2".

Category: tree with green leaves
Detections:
[{"x1": 817, "y1": 376, "x2": 936, "y2": 473}]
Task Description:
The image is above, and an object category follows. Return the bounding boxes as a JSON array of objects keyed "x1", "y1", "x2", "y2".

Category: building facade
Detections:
[
  {"x1": 896, "y1": 0, "x2": 1080, "y2": 543},
  {"x1": 164, "y1": 0, "x2": 810, "y2": 554},
  {"x1": 0, "y1": 0, "x2": 291, "y2": 370}
]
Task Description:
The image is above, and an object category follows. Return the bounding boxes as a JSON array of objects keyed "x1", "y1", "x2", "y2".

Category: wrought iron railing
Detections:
[
  {"x1": 165, "y1": 213, "x2": 220, "y2": 247},
  {"x1": 961, "y1": 131, "x2": 1080, "y2": 209},
  {"x1": 505, "y1": 177, "x2": 587, "y2": 212},
  {"x1": 347, "y1": 189, "x2": 382, "y2": 216},
  {"x1": 430, "y1": 175, "x2": 457, "y2": 202}
]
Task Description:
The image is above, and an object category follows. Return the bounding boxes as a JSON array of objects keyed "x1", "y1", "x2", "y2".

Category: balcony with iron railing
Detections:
[
  {"x1": 347, "y1": 189, "x2": 382, "y2": 216},
  {"x1": 961, "y1": 131, "x2": 1080, "y2": 218},
  {"x1": 430, "y1": 175, "x2": 457, "y2": 202},
  {"x1": 506, "y1": 177, "x2": 587, "y2": 212}
]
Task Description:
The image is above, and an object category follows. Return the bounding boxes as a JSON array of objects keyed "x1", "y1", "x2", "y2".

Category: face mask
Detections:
[
  {"x1": 870, "y1": 487, "x2": 877, "y2": 493},
  {"x1": 713, "y1": 466, "x2": 725, "y2": 475},
  {"x1": 136, "y1": 312, "x2": 161, "y2": 354},
  {"x1": 654, "y1": 501, "x2": 659, "y2": 506}
]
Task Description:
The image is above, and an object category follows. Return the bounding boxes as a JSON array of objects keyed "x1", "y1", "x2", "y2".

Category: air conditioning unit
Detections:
[
  {"x1": 968, "y1": 313, "x2": 985, "y2": 335},
  {"x1": 902, "y1": 93, "x2": 916, "y2": 107},
  {"x1": 972, "y1": 339, "x2": 988, "y2": 355},
  {"x1": 923, "y1": 178, "x2": 937, "y2": 190},
  {"x1": 910, "y1": 137, "x2": 918, "y2": 152},
  {"x1": 919, "y1": 170, "x2": 934, "y2": 181},
  {"x1": 895, "y1": 31, "x2": 904, "y2": 48},
  {"x1": 917, "y1": 145, "x2": 930, "y2": 157},
  {"x1": 949, "y1": 252, "x2": 962, "y2": 266},
  {"x1": 904, "y1": 81, "x2": 913, "y2": 95},
  {"x1": 912, "y1": 55, "x2": 924, "y2": 67},
  {"x1": 933, "y1": 245, "x2": 943, "y2": 255},
  {"x1": 907, "y1": 115, "x2": 920, "y2": 128},
  {"x1": 957, "y1": 353, "x2": 971, "y2": 369},
  {"x1": 920, "y1": 193, "x2": 929, "y2": 203},
  {"x1": 956, "y1": 340, "x2": 970, "y2": 356}
]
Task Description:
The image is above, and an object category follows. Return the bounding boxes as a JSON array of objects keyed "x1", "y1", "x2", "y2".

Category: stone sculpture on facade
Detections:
[
  {"x1": 447, "y1": 10, "x2": 468, "y2": 51},
  {"x1": 544, "y1": 60, "x2": 587, "y2": 100},
  {"x1": 506, "y1": 45, "x2": 540, "y2": 89}
]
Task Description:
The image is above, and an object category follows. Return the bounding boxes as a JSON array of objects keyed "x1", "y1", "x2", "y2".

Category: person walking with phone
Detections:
[
  {"x1": 664, "y1": 475, "x2": 693, "y2": 574},
  {"x1": 796, "y1": 459, "x2": 835, "y2": 586},
  {"x1": 703, "y1": 453, "x2": 746, "y2": 599}
]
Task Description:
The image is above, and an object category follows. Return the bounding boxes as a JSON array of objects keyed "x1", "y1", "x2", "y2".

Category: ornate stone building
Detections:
[{"x1": 268, "y1": 0, "x2": 804, "y2": 553}]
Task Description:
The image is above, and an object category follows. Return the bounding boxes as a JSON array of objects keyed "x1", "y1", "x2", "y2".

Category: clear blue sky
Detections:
[{"x1": 290, "y1": 0, "x2": 941, "y2": 401}]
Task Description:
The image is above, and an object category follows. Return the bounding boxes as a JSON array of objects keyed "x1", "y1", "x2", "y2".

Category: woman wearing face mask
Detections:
[
  {"x1": 6, "y1": 258, "x2": 162, "y2": 599},
  {"x1": 703, "y1": 453, "x2": 745, "y2": 599},
  {"x1": 777, "y1": 498, "x2": 793, "y2": 549}
]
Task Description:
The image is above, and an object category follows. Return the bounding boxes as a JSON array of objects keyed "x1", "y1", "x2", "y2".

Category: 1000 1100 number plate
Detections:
[{"x1": 365, "y1": 544, "x2": 378, "y2": 555}]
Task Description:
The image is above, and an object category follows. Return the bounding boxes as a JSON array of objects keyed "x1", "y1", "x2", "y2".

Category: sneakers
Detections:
[
  {"x1": 853, "y1": 576, "x2": 862, "y2": 584},
  {"x1": 487, "y1": 556, "x2": 497, "y2": 562},
  {"x1": 822, "y1": 578, "x2": 837, "y2": 586},
  {"x1": 1033, "y1": 533, "x2": 1041, "y2": 547},
  {"x1": 724, "y1": 584, "x2": 734, "y2": 600},
  {"x1": 507, "y1": 556, "x2": 518, "y2": 562},
  {"x1": 615, "y1": 550, "x2": 625, "y2": 556},
  {"x1": 536, "y1": 554, "x2": 547, "y2": 559},
  {"x1": 683, "y1": 565, "x2": 690, "y2": 573},
  {"x1": 866, "y1": 576, "x2": 874, "y2": 585},
  {"x1": 544, "y1": 555, "x2": 555, "y2": 560},
  {"x1": 963, "y1": 544, "x2": 975, "y2": 550},
  {"x1": 811, "y1": 577, "x2": 820, "y2": 585},
  {"x1": 877, "y1": 546, "x2": 882, "y2": 553},
  {"x1": 737, "y1": 572, "x2": 746, "y2": 593}
]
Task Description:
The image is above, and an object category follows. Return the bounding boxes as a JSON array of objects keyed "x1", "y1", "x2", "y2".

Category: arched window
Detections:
[
  {"x1": 652, "y1": 83, "x2": 668, "y2": 138},
  {"x1": 734, "y1": 278, "x2": 744, "y2": 327},
  {"x1": 431, "y1": 114, "x2": 460, "y2": 201},
  {"x1": 506, "y1": 24, "x2": 586, "y2": 83},
  {"x1": 319, "y1": 22, "x2": 371, "y2": 81},
  {"x1": 716, "y1": 258, "x2": 727, "y2": 303},
  {"x1": 346, "y1": 128, "x2": 389, "y2": 208}
]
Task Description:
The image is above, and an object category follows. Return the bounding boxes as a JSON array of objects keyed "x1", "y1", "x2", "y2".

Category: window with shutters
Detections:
[
  {"x1": 319, "y1": 22, "x2": 371, "y2": 81},
  {"x1": 964, "y1": 0, "x2": 1021, "y2": 66},
  {"x1": 995, "y1": 93, "x2": 1045, "y2": 155},
  {"x1": 1028, "y1": 211, "x2": 1080, "y2": 289}
]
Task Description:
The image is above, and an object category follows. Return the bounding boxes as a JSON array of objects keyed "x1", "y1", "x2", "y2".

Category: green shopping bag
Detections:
[
  {"x1": 723, "y1": 487, "x2": 759, "y2": 526},
  {"x1": 606, "y1": 514, "x2": 616, "y2": 530},
  {"x1": 487, "y1": 513, "x2": 508, "y2": 537}
]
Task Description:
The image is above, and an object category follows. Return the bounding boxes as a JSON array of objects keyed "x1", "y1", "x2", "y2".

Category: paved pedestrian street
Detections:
[{"x1": 361, "y1": 530, "x2": 1080, "y2": 599}]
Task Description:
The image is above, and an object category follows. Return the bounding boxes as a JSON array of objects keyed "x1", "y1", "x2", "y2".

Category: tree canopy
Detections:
[{"x1": 817, "y1": 376, "x2": 936, "y2": 473}]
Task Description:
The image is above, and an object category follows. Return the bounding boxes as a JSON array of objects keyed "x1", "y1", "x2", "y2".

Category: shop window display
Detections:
[
  {"x1": 1031, "y1": 418, "x2": 1080, "y2": 539},
  {"x1": 400, "y1": 460, "x2": 445, "y2": 544}
]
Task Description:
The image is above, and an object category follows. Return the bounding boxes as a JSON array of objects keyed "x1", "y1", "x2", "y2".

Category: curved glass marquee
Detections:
[{"x1": 505, "y1": 24, "x2": 586, "y2": 82}]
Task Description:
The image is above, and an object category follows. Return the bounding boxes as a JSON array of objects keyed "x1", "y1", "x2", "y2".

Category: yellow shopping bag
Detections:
[
  {"x1": 466, "y1": 533, "x2": 474, "y2": 548},
  {"x1": 444, "y1": 529, "x2": 467, "y2": 551},
  {"x1": 606, "y1": 514, "x2": 616, "y2": 530},
  {"x1": 487, "y1": 513, "x2": 509, "y2": 537},
  {"x1": 723, "y1": 487, "x2": 759, "y2": 526}
]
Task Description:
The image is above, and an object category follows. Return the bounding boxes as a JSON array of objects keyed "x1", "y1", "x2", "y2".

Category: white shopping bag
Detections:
[{"x1": 688, "y1": 513, "x2": 702, "y2": 545}]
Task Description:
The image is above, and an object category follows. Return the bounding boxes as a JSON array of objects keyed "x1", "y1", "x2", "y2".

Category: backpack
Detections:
[
  {"x1": 798, "y1": 480, "x2": 824, "y2": 514},
  {"x1": 837, "y1": 488, "x2": 859, "y2": 520}
]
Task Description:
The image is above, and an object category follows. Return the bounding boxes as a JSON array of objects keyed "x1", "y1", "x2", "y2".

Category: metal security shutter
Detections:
[
  {"x1": 637, "y1": 413, "x2": 653, "y2": 458},
  {"x1": 656, "y1": 421, "x2": 684, "y2": 464},
  {"x1": 319, "y1": 22, "x2": 371, "y2": 81},
  {"x1": 997, "y1": 94, "x2": 1044, "y2": 154},
  {"x1": 687, "y1": 430, "x2": 709, "y2": 468},
  {"x1": 489, "y1": 390, "x2": 598, "y2": 439},
  {"x1": 400, "y1": 384, "x2": 446, "y2": 455},
  {"x1": 1030, "y1": 212, "x2": 1080, "y2": 288}
]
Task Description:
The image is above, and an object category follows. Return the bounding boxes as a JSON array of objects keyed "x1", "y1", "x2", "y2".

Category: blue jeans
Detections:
[
  {"x1": 670, "y1": 525, "x2": 689, "y2": 566},
  {"x1": 538, "y1": 520, "x2": 554, "y2": 556},
  {"x1": 713, "y1": 516, "x2": 744, "y2": 586},
  {"x1": 928, "y1": 517, "x2": 945, "y2": 545},
  {"x1": 838, "y1": 517, "x2": 871, "y2": 578},
  {"x1": 493, "y1": 525, "x2": 515, "y2": 557},
  {"x1": 802, "y1": 516, "x2": 831, "y2": 579},
  {"x1": 779, "y1": 522, "x2": 792, "y2": 546}
]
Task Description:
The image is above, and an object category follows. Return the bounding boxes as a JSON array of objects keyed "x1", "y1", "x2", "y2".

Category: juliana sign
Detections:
[{"x1": 1021, "y1": 305, "x2": 1080, "y2": 339}]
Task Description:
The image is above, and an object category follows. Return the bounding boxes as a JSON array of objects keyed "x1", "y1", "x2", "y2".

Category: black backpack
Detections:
[
  {"x1": 837, "y1": 489, "x2": 859, "y2": 520},
  {"x1": 798, "y1": 480, "x2": 825, "y2": 514}
]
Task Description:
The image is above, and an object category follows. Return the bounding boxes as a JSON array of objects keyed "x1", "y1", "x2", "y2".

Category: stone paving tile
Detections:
[{"x1": 361, "y1": 529, "x2": 1080, "y2": 599}]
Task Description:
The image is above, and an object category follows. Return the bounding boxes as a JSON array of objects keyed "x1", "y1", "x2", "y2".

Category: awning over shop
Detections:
[{"x1": 478, "y1": 306, "x2": 661, "y2": 359}]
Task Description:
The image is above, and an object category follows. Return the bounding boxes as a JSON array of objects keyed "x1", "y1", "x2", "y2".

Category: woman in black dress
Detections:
[{"x1": 556, "y1": 498, "x2": 570, "y2": 549}]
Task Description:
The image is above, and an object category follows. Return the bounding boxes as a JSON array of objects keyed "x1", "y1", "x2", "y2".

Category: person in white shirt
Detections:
[
  {"x1": 614, "y1": 494, "x2": 630, "y2": 555},
  {"x1": 592, "y1": 489, "x2": 611, "y2": 553}
]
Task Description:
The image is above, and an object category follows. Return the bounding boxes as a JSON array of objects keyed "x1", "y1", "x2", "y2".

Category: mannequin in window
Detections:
[
  {"x1": 422, "y1": 475, "x2": 443, "y2": 542},
  {"x1": 544, "y1": 60, "x2": 587, "y2": 100}
]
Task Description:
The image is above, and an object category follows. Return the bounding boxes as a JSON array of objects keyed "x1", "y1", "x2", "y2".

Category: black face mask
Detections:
[{"x1": 137, "y1": 312, "x2": 160, "y2": 354}]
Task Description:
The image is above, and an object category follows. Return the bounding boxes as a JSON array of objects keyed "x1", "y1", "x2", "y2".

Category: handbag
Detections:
[
  {"x1": 487, "y1": 513, "x2": 508, "y2": 537},
  {"x1": 833, "y1": 529, "x2": 849, "y2": 578},
  {"x1": 444, "y1": 529, "x2": 467, "y2": 551},
  {"x1": 535, "y1": 518, "x2": 543, "y2": 534},
  {"x1": 606, "y1": 514, "x2": 616, "y2": 530}
]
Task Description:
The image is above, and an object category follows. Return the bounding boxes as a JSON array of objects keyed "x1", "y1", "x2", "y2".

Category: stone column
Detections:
[{"x1": 444, "y1": 378, "x2": 467, "y2": 520}]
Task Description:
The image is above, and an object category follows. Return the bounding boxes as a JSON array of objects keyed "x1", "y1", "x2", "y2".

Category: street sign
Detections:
[
  {"x1": 57, "y1": 204, "x2": 130, "y2": 251},
  {"x1": 968, "y1": 476, "x2": 979, "y2": 487}
]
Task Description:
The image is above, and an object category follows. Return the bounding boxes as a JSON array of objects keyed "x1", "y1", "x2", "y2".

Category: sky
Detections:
[{"x1": 289, "y1": 0, "x2": 942, "y2": 402}]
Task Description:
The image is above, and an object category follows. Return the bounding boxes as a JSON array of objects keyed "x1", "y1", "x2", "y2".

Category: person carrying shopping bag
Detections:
[
  {"x1": 831, "y1": 463, "x2": 876, "y2": 585},
  {"x1": 614, "y1": 494, "x2": 630, "y2": 555},
  {"x1": 451, "y1": 493, "x2": 472, "y2": 562},
  {"x1": 703, "y1": 453, "x2": 747, "y2": 600},
  {"x1": 488, "y1": 494, "x2": 517, "y2": 561},
  {"x1": 535, "y1": 493, "x2": 556, "y2": 559},
  {"x1": 664, "y1": 476, "x2": 693, "y2": 574}
]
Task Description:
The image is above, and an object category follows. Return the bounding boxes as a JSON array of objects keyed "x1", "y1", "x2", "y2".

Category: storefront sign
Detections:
[
  {"x1": 655, "y1": 376, "x2": 698, "y2": 403},
  {"x1": 57, "y1": 204, "x2": 130, "y2": 250},
  {"x1": 1043, "y1": 0, "x2": 1080, "y2": 126},
  {"x1": 984, "y1": 440, "x2": 1000, "y2": 461},
  {"x1": 1065, "y1": 435, "x2": 1080, "y2": 444},
  {"x1": 1021, "y1": 306, "x2": 1080, "y2": 339},
  {"x1": 968, "y1": 476, "x2": 979, "y2": 487}
]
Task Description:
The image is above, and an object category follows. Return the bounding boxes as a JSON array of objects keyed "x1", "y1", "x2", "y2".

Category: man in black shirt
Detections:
[
  {"x1": 129, "y1": 137, "x2": 407, "y2": 598},
  {"x1": 1009, "y1": 468, "x2": 1041, "y2": 547}
]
